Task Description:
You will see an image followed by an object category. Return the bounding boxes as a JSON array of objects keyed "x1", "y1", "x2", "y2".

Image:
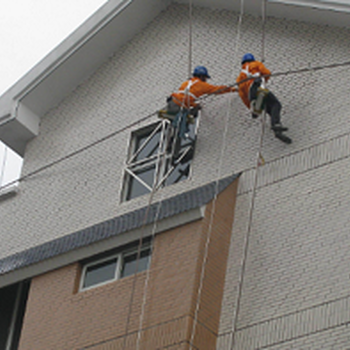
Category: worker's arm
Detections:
[
  {"x1": 258, "y1": 62, "x2": 271, "y2": 82},
  {"x1": 198, "y1": 81, "x2": 236, "y2": 96}
]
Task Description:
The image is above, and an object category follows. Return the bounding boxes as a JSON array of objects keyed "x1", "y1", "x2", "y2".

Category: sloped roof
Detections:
[{"x1": 0, "y1": 172, "x2": 240, "y2": 277}]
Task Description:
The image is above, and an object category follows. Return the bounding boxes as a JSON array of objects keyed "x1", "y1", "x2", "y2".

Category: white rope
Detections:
[
  {"x1": 229, "y1": 1, "x2": 268, "y2": 348},
  {"x1": 134, "y1": 1, "x2": 195, "y2": 347},
  {"x1": 229, "y1": 111, "x2": 267, "y2": 350},
  {"x1": 261, "y1": 0, "x2": 267, "y2": 63},
  {"x1": 188, "y1": 0, "x2": 245, "y2": 348},
  {"x1": 188, "y1": 0, "x2": 193, "y2": 79}
]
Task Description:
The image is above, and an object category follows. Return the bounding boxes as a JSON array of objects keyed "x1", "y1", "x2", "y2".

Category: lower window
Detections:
[{"x1": 80, "y1": 243, "x2": 151, "y2": 291}]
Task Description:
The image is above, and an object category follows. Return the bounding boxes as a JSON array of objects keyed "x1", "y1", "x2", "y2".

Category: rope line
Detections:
[
  {"x1": 1, "y1": 59, "x2": 350, "y2": 193},
  {"x1": 189, "y1": 1, "x2": 245, "y2": 347},
  {"x1": 126, "y1": 1, "x2": 196, "y2": 347},
  {"x1": 188, "y1": 0, "x2": 193, "y2": 79},
  {"x1": 122, "y1": 142, "x2": 166, "y2": 349},
  {"x1": 230, "y1": 110, "x2": 267, "y2": 349},
  {"x1": 230, "y1": 2, "x2": 268, "y2": 348}
]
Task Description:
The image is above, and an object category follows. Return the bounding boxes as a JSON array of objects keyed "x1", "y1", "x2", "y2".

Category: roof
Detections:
[
  {"x1": 1, "y1": 0, "x2": 350, "y2": 155},
  {"x1": 0, "y1": 172, "x2": 240, "y2": 278}
]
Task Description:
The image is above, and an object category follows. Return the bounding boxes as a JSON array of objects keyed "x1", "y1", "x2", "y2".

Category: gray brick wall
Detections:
[{"x1": 1, "y1": 4, "x2": 350, "y2": 348}]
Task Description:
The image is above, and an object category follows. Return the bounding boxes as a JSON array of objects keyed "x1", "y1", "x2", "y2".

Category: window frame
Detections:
[
  {"x1": 79, "y1": 243, "x2": 151, "y2": 292},
  {"x1": 122, "y1": 116, "x2": 199, "y2": 202},
  {"x1": 0, "y1": 142, "x2": 23, "y2": 197}
]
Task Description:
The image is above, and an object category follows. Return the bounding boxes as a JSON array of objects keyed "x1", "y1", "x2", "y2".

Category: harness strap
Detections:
[{"x1": 177, "y1": 79, "x2": 199, "y2": 100}]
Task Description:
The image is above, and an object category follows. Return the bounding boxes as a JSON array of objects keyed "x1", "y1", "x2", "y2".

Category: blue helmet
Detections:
[
  {"x1": 242, "y1": 53, "x2": 255, "y2": 64},
  {"x1": 193, "y1": 66, "x2": 211, "y2": 78}
]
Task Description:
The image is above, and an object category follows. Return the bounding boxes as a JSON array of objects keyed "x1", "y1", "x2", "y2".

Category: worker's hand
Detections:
[{"x1": 231, "y1": 87, "x2": 237, "y2": 93}]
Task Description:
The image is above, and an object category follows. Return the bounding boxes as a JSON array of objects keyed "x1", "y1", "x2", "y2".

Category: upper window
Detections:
[
  {"x1": 123, "y1": 118, "x2": 198, "y2": 201},
  {"x1": 80, "y1": 244, "x2": 151, "y2": 291},
  {"x1": 0, "y1": 141, "x2": 23, "y2": 195}
]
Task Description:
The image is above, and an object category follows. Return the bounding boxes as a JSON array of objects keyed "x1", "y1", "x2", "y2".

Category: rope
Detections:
[
  {"x1": 122, "y1": 131, "x2": 167, "y2": 349},
  {"x1": 128, "y1": 1, "x2": 196, "y2": 347},
  {"x1": 188, "y1": 0, "x2": 193, "y2": 79},
  {"x1": 188, "y1": 0, "x2": 245, "y2": 347},
  {"x1": 1, "y1": 57, "x2": 350, "y2": 195},
  {"x1": 229, "y1": 110, "x2": 267, "y2": 349},
  {"x1": 261, "y1": 0, "x2": 267, "y2": 63},
  {"x1": 230, "y1": 1, "x2": 268, "y2": 347}
]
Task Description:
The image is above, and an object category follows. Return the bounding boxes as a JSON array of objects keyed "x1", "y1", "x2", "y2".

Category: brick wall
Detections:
[
  {"x1": 18, "y1": 179, "x2": 238, "y2": 349},
  {"x1": 1, "y1": 3, "x2": 350, "y2": 349}
]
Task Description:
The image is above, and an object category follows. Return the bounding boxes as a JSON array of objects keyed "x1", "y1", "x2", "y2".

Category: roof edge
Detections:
[{"x1": 0, "y1": 173, "x2": 240, "y2": 280}]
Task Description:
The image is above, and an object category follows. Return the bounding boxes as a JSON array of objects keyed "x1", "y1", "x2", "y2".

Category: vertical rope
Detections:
[
  {"x1": 261, "y1": 0, "x2": 267, "y2": 63},
  {"x1": 229, "y1": 110, "x2": 266, "y2": 350},
  {"x1": 122, "y1": 125, "x2": 168, "y2": 350},
  {"x1": 132, "y1": 1, "x2": 195, "y2": 346},
  {"x1": 188, "y1": 1, "x2": 244, "y2": 348},
  {"x1": 188, "y1": 0, "x2": 193, "y2": 79},
  {"x1": 229, "y1": 1, "x2": 268, "y2": 348}
]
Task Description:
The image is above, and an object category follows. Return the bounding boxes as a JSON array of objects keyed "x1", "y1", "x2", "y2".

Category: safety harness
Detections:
[{"x1": 242, "y1": 64, "x2": 269, "y2": 115}]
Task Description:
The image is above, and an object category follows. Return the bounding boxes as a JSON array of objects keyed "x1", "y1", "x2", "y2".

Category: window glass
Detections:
[
  {"x1": 124, "y1": 118, "x2": 198, "y2": 201},
  {"x1": 126, "y1": 165, "x2": 155, "y2": 201},
  {"x1": 0, "y1": 141, "x2": 23, "y2": 188},
  {"x1": 134, "y1": 129, "x2": 161, "y2": 161},
  {"x1": 121, "y1": 248, "x2": 151, "y2": 278},
  {"x1": 82, "y1": 257, "x2": 118, "y2": 289}
]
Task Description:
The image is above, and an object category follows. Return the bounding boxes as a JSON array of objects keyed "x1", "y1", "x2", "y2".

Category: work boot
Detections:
[
  {"x1": 271, "y1": 123, "x2": 288, "y2": 132},
  {"x1": 274, "y1": 132, "x2": 292, "y2": 144}
]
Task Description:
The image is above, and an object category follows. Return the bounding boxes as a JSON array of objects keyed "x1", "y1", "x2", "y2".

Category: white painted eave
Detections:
[
  {"x1": 175, "y1": 0, "x2": 350, "y2": 26},
  {"x1": 0, "y1": 0, "x2": 171, "y2": 155}
]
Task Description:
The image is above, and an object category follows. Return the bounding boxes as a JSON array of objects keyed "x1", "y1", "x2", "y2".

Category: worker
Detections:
[
  {"x1": 236, "y1": 53, "x2": 292, "y2": 144},
  {"x1": 160, "y1": 66, "x2": 236, "y2": 138}
]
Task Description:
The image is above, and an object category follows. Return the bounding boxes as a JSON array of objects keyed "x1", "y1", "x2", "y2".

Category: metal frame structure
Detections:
[{"x1": 124, "y1": 114, "x2": 200, "y2": 200}]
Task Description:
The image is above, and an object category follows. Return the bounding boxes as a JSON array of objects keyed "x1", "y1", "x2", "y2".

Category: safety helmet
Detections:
[
  {"x1": 193, "y1": 66, "x2": 211, "y2": 78},
  {"x1": 241, "y1": 53, "x2": 255, "y2": 64}
]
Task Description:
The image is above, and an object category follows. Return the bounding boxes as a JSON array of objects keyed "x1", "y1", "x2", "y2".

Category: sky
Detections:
[{"x1": 0, "y1": 0, "x2": 108, "y2": 186}]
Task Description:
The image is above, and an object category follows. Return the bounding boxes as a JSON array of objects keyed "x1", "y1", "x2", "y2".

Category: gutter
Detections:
[{"x1": 268, "y1": 0, "x2": 350, "y2": 13}]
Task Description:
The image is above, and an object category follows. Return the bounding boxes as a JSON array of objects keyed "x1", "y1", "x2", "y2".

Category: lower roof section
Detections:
[{"x1": 0, "y1": 172, "x2": 240, "y2": 288}]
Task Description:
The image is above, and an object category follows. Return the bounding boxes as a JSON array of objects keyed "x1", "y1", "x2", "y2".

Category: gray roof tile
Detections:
[{"x1": 0, "y1": 173, "x2": 240, "y2": 276}]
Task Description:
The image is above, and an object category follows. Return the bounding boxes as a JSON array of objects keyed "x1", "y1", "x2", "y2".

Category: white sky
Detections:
[
  {"x1": 0, "y1": 0, "x2": 108, "y2": 95},
  {"x1": 0, "y1": 0, "x2": 108, "y2": 186}
]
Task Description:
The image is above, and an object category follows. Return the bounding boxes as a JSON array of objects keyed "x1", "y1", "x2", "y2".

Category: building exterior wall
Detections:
[
  {"x1": 18, "y1": 180, "x2": 238, "y2": 349},
  {"x1": 1, "y1": 4, "x2": 350, "y2": 258},
  {"x1": 0, "y1": 3, "x2": 349, "y2": 349}
]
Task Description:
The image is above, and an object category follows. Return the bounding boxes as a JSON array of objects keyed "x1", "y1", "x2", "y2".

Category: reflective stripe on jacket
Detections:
[
  {"x1": 236, "y1": 61, "x2": 271, "y2": 108},
  {"x1": 171, "y1": 77, "x2": 233, "y2": 108}
]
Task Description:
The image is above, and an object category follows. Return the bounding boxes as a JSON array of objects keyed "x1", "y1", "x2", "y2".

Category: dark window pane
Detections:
[
  {"x1": 134, "y1": 129, "x2": 161, "y2": 161},
  {"x1": 83, "y1": 258, "x2": 118, "y2": 289},
  {"x1": 126, "y1": 166, "x2": 155, "y2": 200},
  {"x1": 121, "y1": 249, "x2": 151, "y2": 278},
  {"x1": 165, "y1": 162, "x2": 190, "y2": 186}
]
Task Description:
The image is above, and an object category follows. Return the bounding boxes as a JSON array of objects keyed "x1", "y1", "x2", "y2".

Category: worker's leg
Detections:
[
  {"x1": 166, "y1": 98, "x2": 181, "y2": 115},
  {"x1": 249, "y1": 78, "x2": 261, "y2": 101},
  {"x1": 249, "y1": 79, "x2": 262, "y2": 118},
  {"x1": 265, "y1": 92, "x2": 288, "y2": 132}
]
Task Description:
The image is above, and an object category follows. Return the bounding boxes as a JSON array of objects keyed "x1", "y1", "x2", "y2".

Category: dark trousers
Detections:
[{"x1": 249, "y1": 79, "x2": 282, "y2": 127}]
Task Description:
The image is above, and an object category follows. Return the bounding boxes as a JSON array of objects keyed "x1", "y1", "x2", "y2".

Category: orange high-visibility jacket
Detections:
[
  {"x1": 236, "y1": 61, "x2": 271, "y2": 108},
  {"x1": 171, "y1": 77, "x2": 234, "y2": 108}
]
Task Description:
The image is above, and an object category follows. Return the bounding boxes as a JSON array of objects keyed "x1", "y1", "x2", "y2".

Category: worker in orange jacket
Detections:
[
  {"x1": 166, "y1": 66, "x2": 236, "y2": 119},
  {"x1": 162, "y1": 65, "x2": 236, "y2": 139},
  {"x1": 237, "y1": 53, "x2": 291, "y2": 144}
]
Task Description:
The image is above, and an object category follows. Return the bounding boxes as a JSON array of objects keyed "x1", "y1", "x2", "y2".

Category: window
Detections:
[
  {"x1": 80, "y1": 244, "x2": 151, "y2": 291},
  {"x1": 0, "y1": 141, "x2": 23, "y2": 195},
  {"x1": 0, "y1": 281, "x2": 30, "y2": 350},
  {"x1": 123, "y1": 118, "x2": 198, "y2": 201}
]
